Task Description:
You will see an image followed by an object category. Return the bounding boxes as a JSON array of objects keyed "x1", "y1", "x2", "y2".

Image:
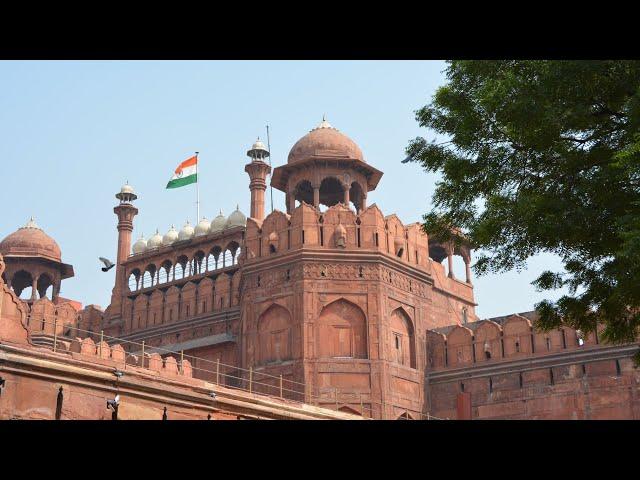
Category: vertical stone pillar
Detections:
[
  {"x1": 31, "y1": 275, "x2": 38, "y2": 300},
  {"x1": 447, "y1": 251, "x2": 455, "y2": 279},
  {"x1": 343, "y1": 183, "x2": 350, "y2": 206},
  {"x1": 313, "y1": 184, "x2": 320, "y2": 208},
  {"x1": 465, "y1": 258, "x2": 472, "y2": 284}
]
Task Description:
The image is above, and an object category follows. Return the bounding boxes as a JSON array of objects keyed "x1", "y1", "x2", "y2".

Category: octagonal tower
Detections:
[{"x1": 241, "y1": 119, "x2": 477, "y2": 419}]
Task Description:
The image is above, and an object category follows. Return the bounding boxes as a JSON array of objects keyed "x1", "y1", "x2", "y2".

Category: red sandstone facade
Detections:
[{"x1": 2, "y1": 118, "x2": 638, "y2": 420}]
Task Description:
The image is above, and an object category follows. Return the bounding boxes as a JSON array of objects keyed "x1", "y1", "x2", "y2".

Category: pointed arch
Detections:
[
  {"x1": 390, "y1": 307, "x2": 416, "y2": 368},
  {"x1": 257, "y1": 303, "x2": 294, "y2": 365},
  {"x1": 317, "y1": 298, "x2": 367, "y2": 359}
]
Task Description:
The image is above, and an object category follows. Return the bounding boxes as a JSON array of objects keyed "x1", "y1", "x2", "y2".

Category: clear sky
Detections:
[{"x1": 0, "y1": 60, "x2": 568, "y2": 318}]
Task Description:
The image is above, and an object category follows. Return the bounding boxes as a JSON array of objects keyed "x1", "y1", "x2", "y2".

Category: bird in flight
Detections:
[{"x1": 99, "y1": 257, "x2": 115, "y2": 272}]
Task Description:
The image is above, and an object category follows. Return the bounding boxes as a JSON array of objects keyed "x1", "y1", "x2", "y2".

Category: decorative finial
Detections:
[
  {"x1": 322, "y1": 114, "x2": 326, "y2": 121},
  {"x1": 24, "y1": 217, "x2": 39, "y2": 229}
]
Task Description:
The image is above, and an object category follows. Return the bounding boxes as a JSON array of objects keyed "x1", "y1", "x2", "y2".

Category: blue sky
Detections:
[{"x1": 0, "y1": 60, "x2": 567, "y2": 318}]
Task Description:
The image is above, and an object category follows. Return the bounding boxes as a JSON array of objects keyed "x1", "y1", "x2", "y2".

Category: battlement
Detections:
[
  {"x1": 246, "y1": 202, "x2": 434, "y2": 271},
  {"x1": 426, "y1": 312, "x2": 608, "y2": 370}
]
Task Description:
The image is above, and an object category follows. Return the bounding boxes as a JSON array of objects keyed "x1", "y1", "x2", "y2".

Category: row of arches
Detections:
[
  {"x1": 252, "y1": 299, "x2": 416, "y2": 369},
  {"x1": 128, "y1": 243, "x2": 241, "y2": 292},
  {"x1": 3, "y1": 270, "x2": 58, "y2": 300},
  {"x1": 126, "y1": 273, "x2": 240, "y2": 331},
  {"x1": 289, "y1": 176, "x2": 367, "y2": 213}
]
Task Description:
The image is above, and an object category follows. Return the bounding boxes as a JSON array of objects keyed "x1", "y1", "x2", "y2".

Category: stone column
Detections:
[
  {"x1": 343, "y1": 183, "x2": 350, "y2": 206},
  {"x1": 313, "y1": 184, "x2": 320, "y2": 208},
  {"x1": 31, "y1": 275, "x2": 38, "y2": 300},
  {"x1": 465, "y1": 257, "x2": 472, "y2": 284},
  {"x1": 447, "y1": 251, "x2": 455, "y2": 279}
]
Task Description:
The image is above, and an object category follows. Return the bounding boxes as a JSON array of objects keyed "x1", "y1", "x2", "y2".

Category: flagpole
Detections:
[
  {"x1": 195, "y1": 151, "x2": 200, "y2": 221},
  {"x1": 266, "y1": 125, "x2": 274, "y2": 213}
]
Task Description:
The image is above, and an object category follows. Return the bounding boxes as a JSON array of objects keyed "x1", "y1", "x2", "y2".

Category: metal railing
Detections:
[{"x1": 28, "y1": 316, "x2": 447, "y2": 420}]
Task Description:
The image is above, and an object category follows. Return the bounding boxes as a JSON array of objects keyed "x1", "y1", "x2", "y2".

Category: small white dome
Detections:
[
  {"x1": 210, "y1": 210, "x2": 226, "y2": 233},
  {"x1": 147, "y1": 229, "x2": 163, "y2": 249},
  {"x1": 163, "y1": 225, "x2": 179, "y2": 246},
  {"x1": 252, "y1": 138, "x2": 267, "y2": 151},
  {"x1": 194, "y1": 216, "x2": 211, "y2": 236},
  {"x1": 178, "y1": 220, "x2": 195, "y2": 241},
  {"x1": 132, "y1": 234, "x2": 147, "y2": 254},
  {"x1": 120, "y1": 184, "x2": 135, "y2": 195},
  {"x1": 226, "y1": 205, "x2": 246, "y2": 229}
]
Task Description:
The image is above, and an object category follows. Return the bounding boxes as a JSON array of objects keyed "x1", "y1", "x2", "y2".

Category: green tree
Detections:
[{"x1": 405, "y1": 61, "x2": 640, "y2": 354}]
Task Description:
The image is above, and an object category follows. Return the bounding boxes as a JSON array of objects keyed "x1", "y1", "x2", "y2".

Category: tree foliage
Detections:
[{"x1": 405, "y1": 61, "x2": 640, "y2": 351}]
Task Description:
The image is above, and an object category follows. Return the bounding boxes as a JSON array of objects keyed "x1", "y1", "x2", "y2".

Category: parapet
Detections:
[
  {"x1": 58, "y1": 336, "x2": 194, "y2": 379},
  {"x1": 426, "y1": 312, "x2": 604, "y2": 370}
]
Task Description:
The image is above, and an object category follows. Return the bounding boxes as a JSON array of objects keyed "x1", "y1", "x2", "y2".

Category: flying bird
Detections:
[{"x1": 99, "y1": 257, "x2": 115, "y2": 272}]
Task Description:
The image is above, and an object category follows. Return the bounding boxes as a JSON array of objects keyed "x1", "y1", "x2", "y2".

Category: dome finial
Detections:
[
  {"x1": 24, "y1": 217, "x2": 39, "y2": 229},
  {"x1": 315, "y1": 116, "x2": 333, "y2": 130}
]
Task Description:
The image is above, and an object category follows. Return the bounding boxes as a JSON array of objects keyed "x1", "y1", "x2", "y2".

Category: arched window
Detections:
[
  {"x1": 293, "y1": 179, "x2": 314, "y2": 206},
  {"x1": 390, "y1": 308, "x2": 416, "y2": 368},
  {"x1": 257, "y1": 304, "x2": 294, "y2": 365},
  {"x1": 142, "y1": 271, "x2": 152, "y2": 289},
  {"x1": 319, "y1": 177, "x2": 345, "y2": 208},
  {"x1": 317, "y1": 299, "x2": 367, "y2": 359},
  {"x1": 128, "y1": 271, "x2": 140, "y2": 291}
]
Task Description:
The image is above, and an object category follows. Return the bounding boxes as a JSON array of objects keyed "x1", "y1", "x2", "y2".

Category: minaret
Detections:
[
  {"x1": 113, "y1": 183, "x2": 139, "y2": 268},
  {"x1": 244, "y1": 138, "x2": 272, "y2": 221}
]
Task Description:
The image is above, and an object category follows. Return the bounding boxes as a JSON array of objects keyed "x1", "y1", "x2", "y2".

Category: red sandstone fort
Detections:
[{"x1": 1, "y1": 119, "x2": 638, "y2": 419}]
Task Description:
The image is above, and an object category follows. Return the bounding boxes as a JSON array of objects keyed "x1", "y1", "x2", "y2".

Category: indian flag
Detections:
[{"x1": 166, "y1": 155, "x2": 198, "y2": 189}]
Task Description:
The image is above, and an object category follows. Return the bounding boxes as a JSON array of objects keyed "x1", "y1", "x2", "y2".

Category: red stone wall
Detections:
[{"x1": 425, "y1": 316, "x2": 640, "y2": 419}]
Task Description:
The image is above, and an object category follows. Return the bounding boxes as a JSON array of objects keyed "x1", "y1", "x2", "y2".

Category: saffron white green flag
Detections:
[{"x1": 166, "y1": 155, "x2": 198, "y2": 189}]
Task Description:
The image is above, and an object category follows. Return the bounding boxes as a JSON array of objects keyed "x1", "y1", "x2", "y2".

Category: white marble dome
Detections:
[
  {"x1": 132, "y1": 234, "x2": 147, "y2": 254},
  {"x1": 178, "y1": 220, "x2": 195, "y2": 241},
  {"x1": 226, "y1": 205, "x2": 246, "y2": 229},
  {"x1": 147, "y1": 229, "x2": 163, "y2": 249},
  {"x1": 194, "y1": 216, "x2": 211, "y2": 237},
  {"x1": 163, "y1": 225, "x2": 179, "y2": 246},
  {"x1": 210, "y1": 210, "x2": 226, "y2": 233}
]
